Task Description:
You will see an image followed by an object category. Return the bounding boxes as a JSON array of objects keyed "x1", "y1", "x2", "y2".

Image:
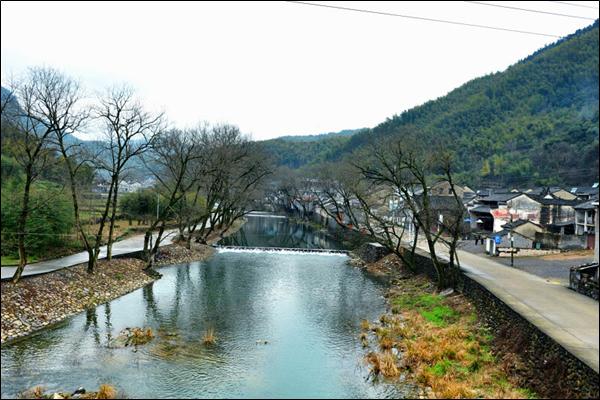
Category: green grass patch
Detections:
[
  {"x1": 1, "y1": 254, "x2": 39, "y2": 266},
  {"x1": 428, "y1": 359, "x2": 456, "y2": 376},
  {"x1": 516, "y1": 387, "x2": 537, "y2": 399},
  {"x1": 391, "y1": 293, "x2": 443, "y2": 312},
  {"x1": 421, "y1": 305, "x2": 459, "y2": 327}
]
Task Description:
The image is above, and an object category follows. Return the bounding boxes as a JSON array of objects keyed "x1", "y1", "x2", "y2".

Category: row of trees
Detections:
[
  {"x1": 270, "y1": 139, "x2": 465, "y2": 290},
  {"x1": 1, "y1": 67, "x2": 270, "y2": 282}
]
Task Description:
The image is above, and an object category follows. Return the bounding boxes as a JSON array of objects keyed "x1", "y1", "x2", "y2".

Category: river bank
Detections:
[
  {"x1": 2, "y1": 214, "x2": 400, "y2": 399},
  {"x1": 350, "y1": 253, "x2": 538, "y2": 399},
  {"x1": 0, "y1": 220, "x2": 245, "y2": 345}
]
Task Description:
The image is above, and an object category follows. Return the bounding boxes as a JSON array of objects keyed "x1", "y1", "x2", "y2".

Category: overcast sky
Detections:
[{"x1": 1, "y1": 1, "x2": 598, "y2": 140}]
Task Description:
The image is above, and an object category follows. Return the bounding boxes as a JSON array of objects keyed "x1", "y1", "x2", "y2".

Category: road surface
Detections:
[{"x1": 1, "y1": 230, "x2": 177, "y2": 281}]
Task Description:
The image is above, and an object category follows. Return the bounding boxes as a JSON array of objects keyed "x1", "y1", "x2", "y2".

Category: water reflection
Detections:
[
  {"x1": 1, "y1": 216, "x2": 406, "y2": 398},
  {"x1": 220, "y1": 215, "x2": 341, "y2": 249}
]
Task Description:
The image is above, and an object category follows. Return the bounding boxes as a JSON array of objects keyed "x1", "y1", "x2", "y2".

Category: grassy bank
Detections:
[{"x1": 358, "y1": 256, "x2": 536, "y2": 399}]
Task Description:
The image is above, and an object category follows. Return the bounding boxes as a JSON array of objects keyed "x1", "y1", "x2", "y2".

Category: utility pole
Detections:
[{"x1": 510, "y1": 214, "x2": 514, "y2": 267}]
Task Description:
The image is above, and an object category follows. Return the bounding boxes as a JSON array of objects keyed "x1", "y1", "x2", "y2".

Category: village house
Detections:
[
  {"x1": 569, "y1": 184, "x2": 599, "y2": 201},
  {"x1": 575, "y1": 198, "x2": 598, "y2": 250},
  {"x1": 468, "y1": 188, "x2": 581, "y2": 235},
  {"x1": 518, "y1": 187, "x2": 578, "y2": 200}
]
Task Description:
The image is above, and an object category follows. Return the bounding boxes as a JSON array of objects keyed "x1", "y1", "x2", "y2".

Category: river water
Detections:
[{"x1": 1, "y1": 215, "x2": 408, "y2": 398}]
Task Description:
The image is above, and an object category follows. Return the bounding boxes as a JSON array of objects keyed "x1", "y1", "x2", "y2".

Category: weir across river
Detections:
[{"x1": 213, "y1": 245, "x2": 349, "y2": 255}]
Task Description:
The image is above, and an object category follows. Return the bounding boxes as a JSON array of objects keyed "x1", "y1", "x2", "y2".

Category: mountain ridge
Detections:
[{"x1": 261, "y1": 20, "x2": 599, "y2": 186}]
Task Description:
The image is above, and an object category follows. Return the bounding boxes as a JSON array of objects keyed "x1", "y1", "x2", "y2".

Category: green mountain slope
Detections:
[
  {"x1": 275, "y1": 128, "x2": 364, "y2": 142},
  {"x1": 262, "y1": 21, "x2": 599, "y2": 186}
]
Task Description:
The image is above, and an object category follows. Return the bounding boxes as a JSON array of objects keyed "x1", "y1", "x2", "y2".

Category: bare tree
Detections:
[
  {"x1": 29, "y1": 68, "x2": 94, "y2": 272},
  {"x1": 356, "y1": 141, "x2": 464, "y2": 289},
  {"x1": 183, "y1": 124, "x2": 270, "y2": 246},
  {"x1": 276, "y1": 167, "x2": 316, "y2": 221},
  {"x1": 2, "y1": 70, "x2": 60, "y2": 282},
  {"x1": 94, "y1": 85, "x2": 164, "y2": 261},
  {"x1": 142, "y1": 128, "x2": 204, "y2": 271},
  {"x1": 313, "y1": 160, "x2": 420, "y2": 270}
]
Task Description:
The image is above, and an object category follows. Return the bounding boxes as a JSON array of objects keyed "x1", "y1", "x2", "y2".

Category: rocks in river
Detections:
[{"x1": 256, "y1": 339, "x2": 269, "y2": 345}]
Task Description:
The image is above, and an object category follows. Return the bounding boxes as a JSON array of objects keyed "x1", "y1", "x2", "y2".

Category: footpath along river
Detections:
[{"x1": 1, "y1": 214, "x2": 412, "y2": 398}]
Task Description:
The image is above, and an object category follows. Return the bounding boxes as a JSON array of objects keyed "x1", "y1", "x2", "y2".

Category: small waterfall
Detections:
[{"x1": 214, "y1": 245, "x2": 348, "y2": 257}]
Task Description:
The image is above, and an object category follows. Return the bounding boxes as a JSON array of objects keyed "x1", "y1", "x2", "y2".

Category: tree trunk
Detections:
[
  {"x1": 12, "y1": 174, "x2": 33, "y2": 283},
  {"x1": 145, "y1": 225, "x2": 165, "y2": 271},
  {"x1": 87, "y1": 248, "x2": 97, "y2": 274},
  {"x1": 106, "y1": 179, "x2": 120, "y2": 260},
  {"x1": 143, "y1": 230, "x2": 152, "y2": 263},
  {"x1": 60, "y1": 144, "x2": 95, "y2": 274}
]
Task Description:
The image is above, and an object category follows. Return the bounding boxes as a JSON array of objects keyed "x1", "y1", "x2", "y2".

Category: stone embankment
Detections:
[{"x1": 1, "y1": 258, "x2": 155, "y2": 344}]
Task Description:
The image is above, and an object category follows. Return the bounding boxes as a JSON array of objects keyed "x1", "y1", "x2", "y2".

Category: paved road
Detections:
[
  {"x1": 459, "y1": 241, "x2": 595, "y2": 284},
  {"x1": 0, "y1": 230, "x2": 178, "y2": 281},
  {"x1": 417, "y1": 240, "x2": 599, "y2": 373}
]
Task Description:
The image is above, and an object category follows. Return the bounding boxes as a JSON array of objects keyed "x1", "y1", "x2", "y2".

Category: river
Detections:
[{"x1": 1, "y1": 214, "x2": 410, "y2": 398}]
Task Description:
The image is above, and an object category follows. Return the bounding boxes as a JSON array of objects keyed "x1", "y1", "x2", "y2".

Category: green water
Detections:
[{"x1": 1, "y1": 216, "x2": 409, "y2": 398}]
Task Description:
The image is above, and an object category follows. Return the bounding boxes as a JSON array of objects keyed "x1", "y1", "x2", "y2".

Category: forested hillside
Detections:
[
  {"x1": 275, "y1": 128, "x2": 363, "y2": 142},
  {"x1": 262, "y1": 21, "x2": 599, "y2": 186}
]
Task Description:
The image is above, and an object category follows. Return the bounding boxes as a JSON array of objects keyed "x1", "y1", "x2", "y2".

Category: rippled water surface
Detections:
[{"x1": 1, "y1": 216, "x2": 407, "y2": 398}]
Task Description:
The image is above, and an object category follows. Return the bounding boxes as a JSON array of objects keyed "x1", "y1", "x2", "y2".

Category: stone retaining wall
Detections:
[
  {"x1": 409, "y1": 248, "x2": 599, "y2": 398},
  {"x1": 357, "y1": 242, "x2": 391, "y2": 263}
]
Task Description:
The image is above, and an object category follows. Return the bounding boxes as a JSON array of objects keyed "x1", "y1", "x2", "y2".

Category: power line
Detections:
[
  {"x1": 465, "y1": 1, "x2": 596, "y2": 20},
  {"x1": 286, "y1": 1, "x2": 563, "y2": 38},
  {"x1": 549, "y1": 1, "x2": 600, "y2": 10}
]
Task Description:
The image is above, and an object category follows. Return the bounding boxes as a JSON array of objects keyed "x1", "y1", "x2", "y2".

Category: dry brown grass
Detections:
[
  {"x1": 359, "y1": 332, "x2": 369, "y2": 347},
  {"x1": 365, "y1": 272, "x2": 536, "y2": 399},
  {"x1": 379, "y1": 336, "x2": 394, "y2": 351},
  {"x1": 19, "y1": 386, "x2": 45, "y2": 399},
  {"x1": 202, "y1": 327, "x2": 217, "y2": 346},
  {"x1": 128, "y1": 327, "x2": 154, "y2": 346},
  {"x1": 366, "y1": 351, "x2": 400, "y2": 377},
  {"x1": 96, "y1": 384, "x2": 117, "y2": 399},
  {"x1": 360, "y1": 319, "x2": 370, "y2": 330}
]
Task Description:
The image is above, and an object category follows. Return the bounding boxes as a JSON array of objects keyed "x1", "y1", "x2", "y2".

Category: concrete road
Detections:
[
  {"x1": 0, "y1": 230, "x2": 178, "y2": 281},
  {"x1": 418, "y1": 239, "x2": 599, "y2": 373},
  {"x1": 459, "y1": 241, "x2": 594, "y2": 283}
]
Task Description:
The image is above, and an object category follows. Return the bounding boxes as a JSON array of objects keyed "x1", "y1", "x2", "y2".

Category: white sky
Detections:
[{"x1": 1, "y1": 1, "x2": 598, "y2": 140}]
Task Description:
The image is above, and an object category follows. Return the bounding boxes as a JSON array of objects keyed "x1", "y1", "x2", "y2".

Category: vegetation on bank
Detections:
[{"x1": 361, "y1": 272, "x2": 536, "y2": 399}]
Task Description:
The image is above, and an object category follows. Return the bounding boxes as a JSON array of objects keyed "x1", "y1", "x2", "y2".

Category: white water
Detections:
[
  {"x1": 216, "y1": 247, "x2": 348, "y2": 257},
  {"x1": 245, "y1": 212, "x2": 287, "y2": 218}
]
